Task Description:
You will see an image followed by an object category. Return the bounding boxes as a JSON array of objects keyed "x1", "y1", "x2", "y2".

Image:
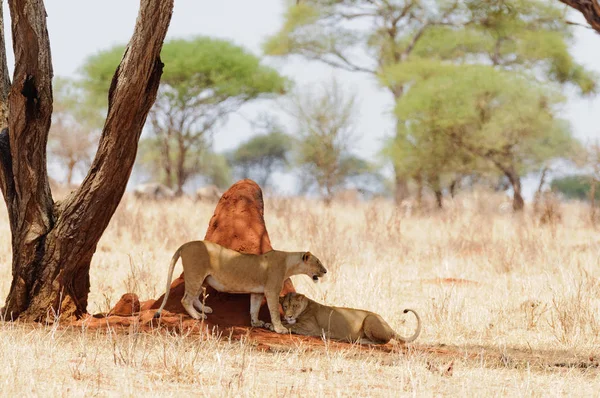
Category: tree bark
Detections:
[
  {"x1": 533, "y1": 167, "x2": 549, "y2": 214},
  {"x1": 394, "y1": 172, "x2": 409, "y2": 205},
  {"x1": 0, "y1": 1, "x2": 9, "y2": 131},
  {"x1": 0, "y1": 0, "x2": 174, "y2": 321},
  {"x1": 415, "y1": 172, "x2": 423, "y2": 211},
  {"x1": 449, "y1": 178, "x2": 459, "y2": 198},
  {"x1": 434, "y1": 189, "x2": 443, "y2": 209},
  {"x1": 559, "y1": 0, "x2": 600, "y2": 32},
  {"x1": 504, "y1": 167, "x2": 525, "y2": 212}
]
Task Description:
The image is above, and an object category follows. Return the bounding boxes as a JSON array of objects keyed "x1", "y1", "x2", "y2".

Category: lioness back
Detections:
[{"x1": 179, "y1": 241, "x2": 287, "y2": 293}]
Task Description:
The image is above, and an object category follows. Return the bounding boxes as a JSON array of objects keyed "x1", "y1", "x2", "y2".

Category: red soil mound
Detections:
[{"x1": 88, "y1": 179, "x2": 295, "y2": 331}]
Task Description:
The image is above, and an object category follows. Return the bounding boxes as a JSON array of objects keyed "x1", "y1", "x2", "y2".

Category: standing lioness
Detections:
[
  {"x1": 279, "y1": 293, "x2": 421, "y2": 344},
  {"x1": 154, "y1": 241, "x2": 328, "y2": 334}
]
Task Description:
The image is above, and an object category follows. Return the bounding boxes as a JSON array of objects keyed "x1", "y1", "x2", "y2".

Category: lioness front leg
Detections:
[
  {"x1": 285, "y1": 322, "x2": 320, "y2": 337},
  {"x1": 265, "y1": 290, "x2": 287, "y2": 334},
  {"x1": 250, "y1": 294, "x2": 267, "y2": 328}
]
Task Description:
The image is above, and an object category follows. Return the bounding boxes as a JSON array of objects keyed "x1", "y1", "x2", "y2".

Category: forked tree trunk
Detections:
[{"x1": 0, "y1": 0, "x2": 174, "y2": 322}]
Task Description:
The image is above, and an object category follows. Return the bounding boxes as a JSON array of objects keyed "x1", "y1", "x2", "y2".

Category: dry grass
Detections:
[{"x1": 1, "y1": 189, "x2": 600, "y2": 396}]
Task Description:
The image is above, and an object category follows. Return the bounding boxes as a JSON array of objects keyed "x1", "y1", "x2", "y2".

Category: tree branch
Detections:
[
  {"x1": 559, "y1": 0, "x2": 600, "y2": 32},
  {"x1": 57, "y1": 0, "x2": 174, "y2": 264},
  {"x1": 303, "y1": 49, "x2": 376, "y2": 74}
]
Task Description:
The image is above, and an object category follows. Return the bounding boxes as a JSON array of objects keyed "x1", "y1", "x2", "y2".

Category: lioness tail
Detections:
[
  {"x1": 153, "y1": 246, "x2": 182, "y2": 319},
  {"x1": 394, "y1": 308, "x2": 421, "y2": 343}
]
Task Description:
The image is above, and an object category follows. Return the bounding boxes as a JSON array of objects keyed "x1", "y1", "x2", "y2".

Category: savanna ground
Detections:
[{"x1": 1, "y1": 189, "x2": 599, "y2": 396}]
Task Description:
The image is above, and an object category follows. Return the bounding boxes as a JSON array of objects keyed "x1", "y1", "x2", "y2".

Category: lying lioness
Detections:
[
  {"x1": 279, "y1": 293, "x2": 421, "y2": 344},
  {"x1": 154, "y1": 241, "x2": 328, "y2": 334}
]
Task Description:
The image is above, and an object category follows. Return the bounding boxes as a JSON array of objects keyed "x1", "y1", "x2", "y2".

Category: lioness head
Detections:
[
  {"x1": 301, "y1": 252, "x2": 327, "y2": 282},
  {"x1": 279, "y1": 293, "x2": 308, "y2": 324}
]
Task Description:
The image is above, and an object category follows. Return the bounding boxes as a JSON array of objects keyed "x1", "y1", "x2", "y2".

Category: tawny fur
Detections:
[
  {"x1": 154, "y1": 241, "x2": 327, "y2": 334},
  {"x1": 279, "y1": 293, "x2": 421, "y2": 344}
]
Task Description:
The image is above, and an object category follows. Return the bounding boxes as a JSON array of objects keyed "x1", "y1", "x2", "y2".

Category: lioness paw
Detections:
[
  {"x1": 251, "y1": 320, "x2": 266, "y2": 328},
  {"x1": 272, "y1": 324, "x2": 289, "y2": 334}
]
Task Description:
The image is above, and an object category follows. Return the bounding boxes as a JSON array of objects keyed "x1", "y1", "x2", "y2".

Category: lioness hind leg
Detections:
[
  {"x1": 192, "y1": 298, "x2": 213, "y2": 314},
  {"x1": 363, "y1": 315, "x2": 393, "y2": 344},
  {"x1": 181, "y1": 271, "x2": 208, "y2": 320},
  {"x1": 182, "y1": 293, "x2": 207, "y2": 320}
]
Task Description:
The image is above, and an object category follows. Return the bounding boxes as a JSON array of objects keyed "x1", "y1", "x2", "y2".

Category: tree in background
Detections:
[
  {"x1": 551, "y1": 175, "x2": 600, "y2": 201},
  {"x1": 80, "y1": 37, "x2": 288, "y2": 194},
  {"x1": 378, "y1": 0, "x2": 595, "y2": 210},
  {"x1": 390, "y1": 65, "x2": 578, "y2": 211},
  {"x1": 48, "y1": 78, "x2": 100, "y2": 186},
  {"x1": 0, "y1": 0, "x2": 173, "y2": 321},
  {"x1": 287, "y1": 81, "x2": 374, "y2": 204},
  {"x1": 230, "y1": 115, "x2": 291, "y2": 189},
  {"x1": 265, "y1": 0, "x2": 468, "y2": 204},
  {"x1": 266, "y1": 0, "x2": 595, "y2": 205}
]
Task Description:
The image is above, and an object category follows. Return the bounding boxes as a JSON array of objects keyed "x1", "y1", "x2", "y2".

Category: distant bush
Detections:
[{"x1": 551, "y1": 175, "x2": 600, "y2": 201}]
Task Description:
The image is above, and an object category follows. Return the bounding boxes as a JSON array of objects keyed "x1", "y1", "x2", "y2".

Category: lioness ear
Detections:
[{"x1": 302, "y1": 252, "x2": 311, "y2": 262}]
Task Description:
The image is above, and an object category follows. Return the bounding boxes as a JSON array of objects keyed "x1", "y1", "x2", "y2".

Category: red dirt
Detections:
[
  {"x1": 84, "y1": 179, "x2": 295, "y2": 331},
  {"x1": 107, "y1": 293, "x2": 140, "y2": 316}
]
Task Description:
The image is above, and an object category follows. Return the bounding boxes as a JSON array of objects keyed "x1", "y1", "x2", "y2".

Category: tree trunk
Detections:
[
  {"x1": 0, "y1": 0, "x2": 174, "y2": 322},
  {"x1": 415, "y1": 172, "x2": 423, "y2": 211},
  {"x1": 432, "y1": 175, "x2": 443, "y2": 209},
  {"x1": 0, "y1": 2, "x2": 8, "y2": 131},
  {"x1": 175, "y1": 134, "x2": 187, "y2": 195},
  {"x1": 394, "y1": 173, "x2": 409, "y2": 205},
  {"x1": 66, "y1": 159, "x2": 76, "y2": 186},
  {"x1": 504, "y1": 167, "x2": 525, "y2": 212},
  {"x1": 434, "y1": 189, "x2": 443, "y2": 209},
  {"x1": 533, "y1": 167, "x2": 549, "y2": 214},
  {"x1": 449, "y1": 178, "x2": 459, "y2": 198}
]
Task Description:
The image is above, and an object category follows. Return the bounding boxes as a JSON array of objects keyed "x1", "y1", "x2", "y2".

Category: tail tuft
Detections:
[{"x1": 153, "y1": 311, "x2": 161, "y2": 319}]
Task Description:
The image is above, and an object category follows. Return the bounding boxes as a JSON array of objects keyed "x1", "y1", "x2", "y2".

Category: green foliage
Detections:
[
  {"x1": 82, "y1": 36, "x2": 289, "y2": 109},
  {"x1": 397, "y1": 64, "x2": 574, "y2": 164},
  {"x1": 231, "y1": 127, "x2": 292, "y2": 188},
  {"x1": 80, "y1": 36, "x2": 288, "y2": 192},
  {"x1": 551, "y1": 175, "x2": 600, "y2": 201},
  {"x1": 200, "y1": 152, "x2": 232, "y2": 190}
]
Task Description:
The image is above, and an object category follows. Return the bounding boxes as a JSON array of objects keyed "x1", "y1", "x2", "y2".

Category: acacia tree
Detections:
[
  {"x1": 378, "y1": 0, "x2": 595, "y2": 210},
  {"x1": 393, "y1": 65, "x2": 577, "y2": 211},
  {"x1": 267, "y1": 0, "x2": 596, "y2": 205},
  {"x1": 80, "y1": 37, "x2": 287, "y2": 194},
  {"x1": 0, "y1": 0, "x2": 174, "y2": 321},
  {"x1": 265, "y1": 0, "x2": 468, "y2": 204}
]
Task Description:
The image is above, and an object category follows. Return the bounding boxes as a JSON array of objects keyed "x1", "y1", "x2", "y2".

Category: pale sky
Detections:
[{"x1": 2, "y1": 1, "x2": 599, "y2": 196}]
